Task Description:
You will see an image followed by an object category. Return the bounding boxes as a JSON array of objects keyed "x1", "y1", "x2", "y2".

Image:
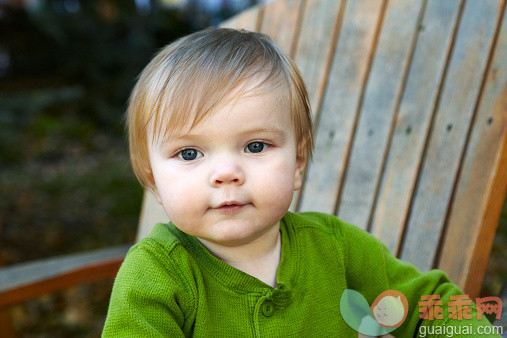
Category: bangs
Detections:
[{"x1": 142, "y1": 29, "x2": 290, "y2": 145}]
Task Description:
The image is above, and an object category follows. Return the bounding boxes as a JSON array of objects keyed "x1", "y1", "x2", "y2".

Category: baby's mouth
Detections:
[{"x1": 214, "y1": 201, "x2": 248, "y2": 214}]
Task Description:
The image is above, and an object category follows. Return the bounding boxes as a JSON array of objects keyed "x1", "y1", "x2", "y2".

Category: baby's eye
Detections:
[
  {"x1": 245, "y1": 141, "x2": 269, "y2": 153},
  {"x1": 177, "y1": 148, "x2": 203, "y2": 161}
]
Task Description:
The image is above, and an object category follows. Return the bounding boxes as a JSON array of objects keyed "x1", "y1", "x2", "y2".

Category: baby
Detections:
[{"x1": 103, "y1": 28, "x2": 499, "y2": 337}]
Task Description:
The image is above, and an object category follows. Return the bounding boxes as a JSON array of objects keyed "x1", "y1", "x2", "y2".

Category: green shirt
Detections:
[{"x1": 103, "y1": 212, "x2": 499, "y2": 337}]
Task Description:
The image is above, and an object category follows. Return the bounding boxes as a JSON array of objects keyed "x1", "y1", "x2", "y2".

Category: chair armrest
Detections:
[{"x1": 0, "y1": 244, "x2": 130, "y2": 309}]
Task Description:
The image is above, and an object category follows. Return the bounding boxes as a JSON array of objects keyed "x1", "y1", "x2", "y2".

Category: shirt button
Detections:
[{"x1": 262, "y1": 301, "x2": 275, "y2": 317}]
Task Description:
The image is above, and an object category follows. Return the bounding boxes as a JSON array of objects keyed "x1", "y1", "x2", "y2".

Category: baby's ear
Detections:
[
  {"x1": 153, "y1": 189, "x2": 163, "y2": 204},
  {"x1": 147, "y1": 173, "x2": 163, "y2": 204},
  {"x1": 294, "y1": 155, "x2": 306, "y2": 191},
  {"x1": 294, "y1": 135, "x2": 309, "y2": 191}
]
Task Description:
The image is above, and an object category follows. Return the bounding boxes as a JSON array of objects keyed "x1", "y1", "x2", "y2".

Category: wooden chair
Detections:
[{"x1": 1, "y1": 0, "x2": 506, "y2": 331}]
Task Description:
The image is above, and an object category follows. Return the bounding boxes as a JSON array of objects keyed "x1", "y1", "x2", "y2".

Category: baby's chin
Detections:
[
  {"x1": 198, "y1": 224, "x2": 277, "y2": 248},
  {"x1": 199, "y1": 235, "x2": 257, "y2": 248}
]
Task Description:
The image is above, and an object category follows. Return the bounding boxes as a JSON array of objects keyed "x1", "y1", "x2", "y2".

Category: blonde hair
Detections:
[{"x1": 127, "y1": 27, "x2": 313, "y2": 190}]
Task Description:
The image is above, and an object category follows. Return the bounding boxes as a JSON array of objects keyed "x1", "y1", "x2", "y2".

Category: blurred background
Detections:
[{"x1": 0, "y1": 0, "x2": 505, "y2": 336}]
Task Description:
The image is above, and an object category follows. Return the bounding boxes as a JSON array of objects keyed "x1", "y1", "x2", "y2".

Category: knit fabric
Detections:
[{"x1": 103, "y1": 212, "x2": 499, "y2": 337}]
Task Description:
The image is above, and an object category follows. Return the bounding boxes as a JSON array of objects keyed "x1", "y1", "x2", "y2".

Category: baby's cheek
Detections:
[
  {"x1": 261, "y1": 169, "x2": 295, "y2": 210},
  {"x1": 159, "y1": 181, "x2": 203, "y2": 219}
]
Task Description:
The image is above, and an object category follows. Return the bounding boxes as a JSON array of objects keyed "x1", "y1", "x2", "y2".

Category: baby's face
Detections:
[{"x1": 149, "y1": 89, "x2": 304, "y2": 248}]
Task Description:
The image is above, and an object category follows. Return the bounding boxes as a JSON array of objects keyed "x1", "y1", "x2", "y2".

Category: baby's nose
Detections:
[{"x1": 210, "y1": 163, "x2": 245, "y2": 187}]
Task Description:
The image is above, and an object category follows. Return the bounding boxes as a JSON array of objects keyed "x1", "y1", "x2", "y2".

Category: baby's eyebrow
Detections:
[
  {"x1": 237, "y1": 126, "x2": 288, "y2": 140},
  {"x1": 168, "y1": 126, "x2": 287, "y2": 141},
  {"x1": 156, "y1": 126, "x2": 288, "y2": 150},
  {"x1": 155, "y1": 134, "x2": 199, "y2": 151}
]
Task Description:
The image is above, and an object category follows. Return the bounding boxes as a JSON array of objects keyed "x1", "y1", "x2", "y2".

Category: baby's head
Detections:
[
  {"x1": 127, "y1": 27, "x2": 313, "y2": 191},
  {"x1": 126, "y1": 28, "x2": 314, "y2": 245}
]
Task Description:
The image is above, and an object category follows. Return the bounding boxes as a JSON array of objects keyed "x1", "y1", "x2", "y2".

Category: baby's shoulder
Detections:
[
  {"x1": 133, "y1": 222, "x2": 187, "y2": 253},
  {"x1": 108, "y1": 223, "x2": 198, "y2": 325},
  {"x1": 284, "y1": 211, "x2": 377, "y2": 246},
  {"x1": 121, "y1": 222, "x2": 198, "y2": 280},
  {"x1": 285, "y1": 211, "x2": 353, "y2": 236}
]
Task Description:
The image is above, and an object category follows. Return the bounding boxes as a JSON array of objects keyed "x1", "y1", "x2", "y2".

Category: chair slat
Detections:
[
  {"x1": 370, "y1": 0, "x2": 462, "y2": 254},
  {"x1": 400, "y1": 0, "x2": 502, "y2": 271},
  {"x1": 0, "y1": 245, "x2": 130, "y2": 309},
  {"x1": 220, "y1": 5, "x2": 262, "y2": 31},
  {"x1": 278, "y1": 0, "x2": 345, "y2": 211},
  {"x1": 438, "y1": 10, "x2": 507, "y2": 298},
  {"x1": 293, "y1": 0, "x2": 344, "y2": 113},
  {"x1": 136, "y1": 191, "x2": 168, "y2": 242},
  {"x1": 298, "y1": 0, "x2": 384, "y2": 214},
  {"x1": 259, "y1": 0, "x2": 304, "y2": 56},
  {"x1": 337, "y1": 0, "x2": 423, "y2": 230}
]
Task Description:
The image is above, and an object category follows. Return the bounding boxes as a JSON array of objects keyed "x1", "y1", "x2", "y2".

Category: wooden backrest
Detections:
[{"x1": 137, "y1": 0, "x2": 507, "y2": 299}]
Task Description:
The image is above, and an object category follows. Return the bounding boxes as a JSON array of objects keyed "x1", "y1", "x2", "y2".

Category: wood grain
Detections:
[
  {"x1": 0, "y1": 245, "x2": 129, "y2": 309},
  {"x1": 438, "y1": 5, "x2": 507, "y2": 298},
  {"x1": 400, "y1": 0, "x2": 502, "y2": 271},
  {"x1": 220, "y1": 5, "x2": 262, "y2": 31},
  {"x1": 293, "y1": 0, "x2": 344, "y2": 114},
  {"x1": 283, "y1": 0, "x2": 345, "y2": 211},
  {"x1": 337, "y1": 0, "x2": 423, "y2": 230},
  {"x1": 136, "y1": 190, "x2": 168, "y2": 242},
  {"x1": 298, "y1": 0, "x2": 385, "y2": 214},
  {"x1": 259, "y1": 0, "x2": 304, "y2": 56},
  {"x1": 370, "y1": 0, "x2": 462, "y2": 254}
]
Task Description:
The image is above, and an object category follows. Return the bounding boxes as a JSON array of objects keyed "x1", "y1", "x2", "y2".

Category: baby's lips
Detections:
[{"x1": 217, "y1": 201, "x2": 245, "y2": 208}]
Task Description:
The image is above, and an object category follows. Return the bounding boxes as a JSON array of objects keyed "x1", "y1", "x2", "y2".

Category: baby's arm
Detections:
[{"x1": 102, "y1": 243, "x2": 194, "y2": 336}]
